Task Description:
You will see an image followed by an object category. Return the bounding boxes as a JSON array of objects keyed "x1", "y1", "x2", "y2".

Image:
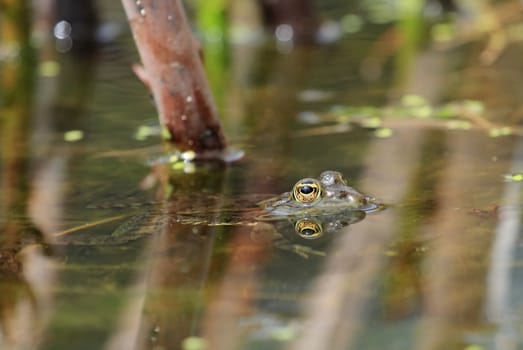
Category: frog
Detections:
[
  {"x1": 257, "y1": 170, "x2": 381, "y2": 218},
  {"x1": 247, "y1": 171, "x2": 381, "y2": 256},
  {"x1": 57, "y1": 170, "x2": 382, "y2": 255}
]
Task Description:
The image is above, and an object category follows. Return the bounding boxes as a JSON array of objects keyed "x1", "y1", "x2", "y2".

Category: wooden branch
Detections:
[{"x1": 121, "y1": 0, "x2": 227, "y2": 153}]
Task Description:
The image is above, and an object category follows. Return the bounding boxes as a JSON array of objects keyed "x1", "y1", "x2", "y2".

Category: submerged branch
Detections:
[
  {"x1": 52, "y1": 215, "x2": 129, "y2": 237},
  {"x1": 121, "y1": 0, "x2": 227, "y2": 154}
]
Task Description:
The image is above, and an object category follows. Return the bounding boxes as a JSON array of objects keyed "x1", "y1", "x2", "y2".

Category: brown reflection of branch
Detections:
[
  {"x1": 139, "y1": 221, "x2": 218, "y2": 348},
  {"x1": 288, "y1": 217, "x2": 392, "y2": 350},
  {"x1": 201, "y1": 224, "x2": 271, "y2": 350},
  {"x1": 415, "y1": 28, "x2": 523, "y2": 349},
  {"x1": 0, "y1": 246, "x2": 49, "y2": 350},
  {"x1": 415, "y1": 133, "x2": 500, "y2": 350},
  {"x1": 106, "y1": 210, "x2": 223, "y2": 350},
  {"x1": 196, "y1": 168, "x2": 279, "y2": 349},
  {"x1": 104, "y1": 169, "x2": 233, "y2": 349},
  {"x1": 1, "y1": 7, "x2": 32, "y2": 235},
  {"x1": 0, "y1": 2, "x2": 56, "y2": 348},
  {"x1": 289, "y1": 128, "x2": 426, "y2": 350}
]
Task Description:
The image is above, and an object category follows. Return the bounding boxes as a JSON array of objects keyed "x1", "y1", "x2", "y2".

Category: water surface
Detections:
[{"x1": 2, "y1": 2, "x2": 523, "y2": 350}]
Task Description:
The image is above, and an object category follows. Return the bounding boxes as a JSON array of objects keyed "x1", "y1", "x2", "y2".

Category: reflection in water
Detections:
[
  {"x1": 72, "y1": 169, "x2": 376, "y2": 350},
  {"x1": 294, "y1": 218, "x2": 324, "y2": 238},
  {"x1": 276, "y1": 210, "x2": 366, "y2": 246},
  {"x1": 0, "y1": 4, "x2": 56, "y2": 348},
  {"x1": 1, "y1": 0, "x2": 104, "y2": 348},
  {"x1": 4, "y1": 1, "x2": 523, "y2": 349},
  {"x1": 487, "y1": 137, "x2": 523, "y2": 349}
]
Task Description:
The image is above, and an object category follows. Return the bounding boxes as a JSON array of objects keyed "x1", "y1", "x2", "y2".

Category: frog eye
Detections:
[
  {"x1": 294, "y1": 219, "x2": 323, "y2": 239},
  {"x1": 292, "y1": 178, "x2": 322, "y2": 204}
]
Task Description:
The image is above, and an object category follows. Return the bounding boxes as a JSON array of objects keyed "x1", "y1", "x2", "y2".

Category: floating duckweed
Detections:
[
  {"x1": 182, "y1": 336, "x2": 208, "y2": 350},
  {"x1": 463, "y1": 100, "x2": 484, "y2": 114},
  {"x1": 411, "y1": 105, "x2": 433, "y2": 118},
  {"x1": 135, "y1": 125, "x2": 157, "y2": 141},
  {"x1": 360, "y1": 106, "x2": 378, "y2": 117},
  {"x1": 335, "y1": 114, "x2": 351, "y2": 124},
  {"x1": 168, "y1": 153, "x2": 180, "y2": 163},
  {"x1": 446, "y1": 120, "x2": 471, "y2": 130},
  {"x1": 165, "y1": 183, "x2": 174, "y2": 197},
  {"x1": 181, "y1": 150, "x2": 196, "y2": 161},
  {"x1": 488, "y1": 129, "x2": 499, "y2": 137},
  {"x1": 489, "y1": 127, "x2": 512, "y2": 137},
  {"x1": 374, "y1": 127, "x2": 393, "y2": 138},
  {"x1": 271, "y1": 327, "x2": 296, "y2": 342},
  {"x1": 504, "y1": 173, "x2": 523, "y2": 182},
  {"x1": 341, "y1": 14, "x2": 363, "y2": 34},
  {"x1": 431, "y1": 23, "x2": 455, "y2": 43},
  {"x1": 63, "y1": 130, "x2": 84, "y2": 142},
  {"x1": 171, "y1": 162, "x2": 185, "y2": 171},
  {"x1": 401, "y1": 94, "x2": 427, "y2": 107},
  {"x1": 464, "y1": 345, "x2": 484, "y2": 350},
  {"x1": 39, "y1": 60, "x2": 60, "y2": 77},
  {"x1": 161, "y1": 125, "x2": 172, "y2": 140},
  {"x1": 360, "y1": 117, "x2": 381, "y2": 128},
  {"x1": 435, "y1": 103, "x2": 460, "y2": 119},
  {"x1": 170, "y1": 151, "x2": 197, "y2": 172}
]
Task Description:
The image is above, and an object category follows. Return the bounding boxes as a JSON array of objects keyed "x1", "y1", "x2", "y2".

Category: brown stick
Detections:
[{"x1": 121, "y1": 0, "x2": 227, "y2": 153}]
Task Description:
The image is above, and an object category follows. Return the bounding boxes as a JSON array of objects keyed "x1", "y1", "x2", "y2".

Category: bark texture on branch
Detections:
[{"x1": 121, "y1": 0, "x2": 227, "y2": 153}]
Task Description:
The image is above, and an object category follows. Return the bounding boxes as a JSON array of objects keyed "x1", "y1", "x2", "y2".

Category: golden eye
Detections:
[
  {"x1": 294, "y1": 219, "x2": 323, "y2": 239},
  {"x1": 292, "y1": 178, "x2": 322, "y2": 204}
]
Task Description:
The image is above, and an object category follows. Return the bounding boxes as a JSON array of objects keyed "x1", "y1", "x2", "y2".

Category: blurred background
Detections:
[{"x1": 2, "y1": 0, "x2": 523, "y2": 349}]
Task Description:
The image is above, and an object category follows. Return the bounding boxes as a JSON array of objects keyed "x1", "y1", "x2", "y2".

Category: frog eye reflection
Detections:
[
  {"x1": 294, "y1": 219, "x2": 323, "y2": 239},
  {"x1": 292, "y1": 179, "x2": 322, "y2": 204}
]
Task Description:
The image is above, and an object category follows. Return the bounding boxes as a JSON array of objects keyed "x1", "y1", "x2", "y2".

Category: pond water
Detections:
[{"x1": 2, "y1": 1, "x2": 523, "y2": 350}]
